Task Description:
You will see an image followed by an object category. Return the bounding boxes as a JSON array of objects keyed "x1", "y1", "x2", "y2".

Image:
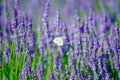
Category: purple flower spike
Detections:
[
  {"x1": 20, "y1": 57, "x2": 32, "y2": 80},
  {"x1": 26, "y1": 18, "x2": 35, "y2": 55},
  {"x1": 37, "y1": 62, "x2": 44, "y2": 80},
  {"x1": 63, "y1": 23, "x2": 70, "y2": 44}
]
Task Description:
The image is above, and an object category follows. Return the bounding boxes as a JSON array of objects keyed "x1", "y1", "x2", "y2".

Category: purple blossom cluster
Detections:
[{"x1": 1, "y1": 0, "x2": 120, "y2": 80}]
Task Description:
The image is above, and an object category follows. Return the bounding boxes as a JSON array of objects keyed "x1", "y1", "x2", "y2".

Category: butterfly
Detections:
[{"x1": 53, "y1": 37, "x2": 64, "y2": 46}]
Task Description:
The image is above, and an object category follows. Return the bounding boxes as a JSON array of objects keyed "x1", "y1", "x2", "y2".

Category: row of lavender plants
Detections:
[{"x1": 0, "y1": 0, "x2": 120, "y2": 80}]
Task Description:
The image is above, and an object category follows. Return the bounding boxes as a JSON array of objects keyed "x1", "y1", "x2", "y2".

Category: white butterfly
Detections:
[{"x1": 53, "y1": 37, "x2": 64, "y2": 46}]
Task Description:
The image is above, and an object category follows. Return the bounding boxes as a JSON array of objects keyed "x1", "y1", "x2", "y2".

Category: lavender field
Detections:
[{"x1": 0, "y1": 0, "x2": 120, "y2": 80}]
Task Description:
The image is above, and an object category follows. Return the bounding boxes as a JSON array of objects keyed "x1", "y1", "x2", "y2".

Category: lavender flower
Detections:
[
  {"x1": 13, "y1": 5, "x2": 19, "y2": 29},
  {"x1": 63, "y1": 23, "x2": 70, "y2": 44},
  {"x1": 20, "y1": 57, "x2": 32, "y2": 80},
  {"x1": 36, "y1": 62, "x2": 44, "y2": 80},
  {"x1": 1, "y1": 30, "x2": 9, "y2": 61},
  {"x1": 53, "y1": 55, "x2": 59, "y2": 80},
  {"x1": 26, "y1": 18, "x2": 35, "y2": 55},
  {"x1": 54, "y1": 10, "x2": 61, "y2": 31},
  {"x1": 113, "y1": 52, "x2": 119, "y2": 70},
  {"x1": 42, "y1": 0, "x2": 51, "y2": 45}
]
